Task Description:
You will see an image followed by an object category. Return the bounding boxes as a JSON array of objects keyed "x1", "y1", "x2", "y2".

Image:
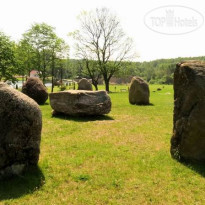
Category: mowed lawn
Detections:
[{"x1": 1, "y1": 84, "x2": 205, "y2": 204}]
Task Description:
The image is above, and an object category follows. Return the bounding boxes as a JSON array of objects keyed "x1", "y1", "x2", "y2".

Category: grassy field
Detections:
[{"x1": 1, "y1": 84, "x2": 205, "y2": 204}]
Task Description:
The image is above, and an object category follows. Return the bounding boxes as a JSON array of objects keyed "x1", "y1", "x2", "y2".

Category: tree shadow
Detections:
[
  {"x1": 52, "y1": 113, "x2": 114, "y2": 122},
  {"x1": 0, "y1": 166, "x2": 45, "y2": 200}
]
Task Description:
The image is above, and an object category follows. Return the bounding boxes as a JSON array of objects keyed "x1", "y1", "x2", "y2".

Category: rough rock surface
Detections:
[
  {"x1": 171, "y1": 61, "x2": 205, "y2": 162},
  {"x1": 0, "y1": 83, "x2": 42, "y2": 178},
  {"x1": 129, "y1": 77, "x2": 150, "y2": 105},
  {"x1": 78, "y1": 78, "x2": 93, "y2": 91},
  {"x1": 49, "y1": 90, "x2": 111, "y2": 116},
  {"x1": 22, "y1": 77, "x2": 48, "y2": 104}
]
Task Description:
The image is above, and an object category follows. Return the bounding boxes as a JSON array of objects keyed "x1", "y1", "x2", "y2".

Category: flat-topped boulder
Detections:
[
  {"x1": 49, "y1": 90, "x2": 111, "y2": 116},
  {"x1": 0, "y1": 83, "x2": 42, "y2": 178},
  {"x1": 171, "y1": 61, "x2": 205, "y2": 162},
  {"x1": 129, "y1": 77, "x2": 150, "y2": 105}
]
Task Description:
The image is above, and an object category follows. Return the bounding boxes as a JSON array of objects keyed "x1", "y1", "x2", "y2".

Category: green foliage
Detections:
[
  {"x1": 22, "y1": 23, "x2": 56, "y2": 83},
  {"x1": 20, "y1": 23, "x2": 69, "y2": 84},
  {"x1": 68, "y1": 56, "x2": 205, "y2": 85},
  {"x1": 116, "y1": 56, "x2": 205, "y2": 84},
  {"x1": 0, "y1": 32, "x2": 17, "y2": 82},
  {"x1": 15, "y1": 39, "x2": 36, "y2": 76}
]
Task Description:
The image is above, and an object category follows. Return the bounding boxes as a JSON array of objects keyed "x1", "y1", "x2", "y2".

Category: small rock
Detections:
[
  {"x1": 129, "y1": 77, "x2": 150, "y2": 105},
  {"x1": 78, "y1": 78, "x2": 93, "y2": 91},
  {"x1": 22, "y1": 77, "x2": 48, "y2": 105}
]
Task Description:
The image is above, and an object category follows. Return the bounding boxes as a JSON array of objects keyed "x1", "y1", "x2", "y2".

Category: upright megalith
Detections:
[
  {"x1": 78, "y1": 78, "x2": 93, "y2": 91},
  {"x1": 0, "y1": 83, "x2": 42, "y2": 178},
  {"x1": 171, "y1": 61, "x2": 205, "y2": 162},
  {"x1": 49, "y1": 90, "x2": 111, "y2": 116},
  {"x1": 22, "y1": 77, "x2": 48, "y2": 105},
  {"x1": 129, "y1": 77, "x2": 150, "y2": 105}
]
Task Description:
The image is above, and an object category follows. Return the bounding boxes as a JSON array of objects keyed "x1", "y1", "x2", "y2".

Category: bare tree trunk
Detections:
[
  {"x1": 42, "y1": 49, "x2": 47, "y2": 85},
  {"x1": 43, "y1": 60, "x2": 46, "y2": 85},
  {"x1": 51, "y1": 52, "x2": 55, "y2": 93},
  {"x1": 51, "y1": 76, "x2": 54, "y2": 93},
  {"x1": 91, "y1": 79, "x2": 98, "y2": 91},
  {"x1": 93, "y1": 83, "x2": 98, "y2": 91},
  {"x1": 43, "y1": 72, "x2": 46, "y2": 85},
  {"x1": 104, "y1": 78, "x2": 109, "y2": 92},
  {"x1": 60, "y1": 67, "x2": 63, "y2": 89}
]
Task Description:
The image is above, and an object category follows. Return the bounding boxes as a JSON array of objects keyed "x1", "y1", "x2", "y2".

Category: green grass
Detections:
[{"x1": 1, "y1": 84, "x2": 205, "y2": 204}]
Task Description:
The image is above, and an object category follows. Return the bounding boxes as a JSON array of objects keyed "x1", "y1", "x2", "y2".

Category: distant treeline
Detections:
[
  {"x1": 129, "y1": 56, "x2": 205, "y2": 84},
  {"x1": 68, "y1": 56, "x2": 205, "y2": 84}
]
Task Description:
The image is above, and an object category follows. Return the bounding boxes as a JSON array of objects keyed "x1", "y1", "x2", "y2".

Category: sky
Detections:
[{"x1": 0, "y1": 0, "x2": 205, "y2": 62}]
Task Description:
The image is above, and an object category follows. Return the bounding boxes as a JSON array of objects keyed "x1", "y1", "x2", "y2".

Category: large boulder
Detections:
[
  {"x1": 0, "y1": 83, "x2": 42, "y2": 178},
  {"x1": 49, "y1": 90, "x2": 111, "y2": 116},
  {"x1": 171, "y1": 61, "x2": 205, "y2": 162},
  {"x1": 129, "y1": 77, "x2": 150, "y2": 105},
  {"x1": 22, "y1": 77, "x2": 48, "y2": 105},
  {"x1": 78, "y1": 78, "x2": 93, "y2": 91}
]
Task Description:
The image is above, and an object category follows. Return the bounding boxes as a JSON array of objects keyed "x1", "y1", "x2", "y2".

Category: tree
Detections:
[
  {"x1": 15, "y1": 39, "x2": 36, "y2": 83},
  {"x1": 21, "y1": 23, "x2": 69, "y2": 87},
  {"x1": 71, "y1": 7, "x2": 135, "y2": 92},
  {"x1": 0, "y1": 32, "x2": 16, "y2": 82},
  {"x1": 50, "y1": 35, "x2": 69, "y2": 92},
  {"x1": 22, "y1": 23, "x2": 57, "y2": 84},
  {"x1": 67, "y1": 59, "x2": 84, "y2": 79}
]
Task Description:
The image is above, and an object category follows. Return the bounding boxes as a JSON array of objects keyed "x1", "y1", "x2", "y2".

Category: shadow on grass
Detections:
[
  {"x1": 130, "y1": 103, "x2": 154, "y2": 106},
  {"x1": 52, "y1": 113, "x2": 114, "y2": 122},
  {"x1": 182, "y1": 161, "x2": 205, "y2": 177},
  {"x1": 0, "y1": 166, "x2": 45, "y2": 200}
]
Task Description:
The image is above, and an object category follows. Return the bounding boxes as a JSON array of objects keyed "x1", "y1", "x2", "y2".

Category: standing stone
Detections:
[
  {"x1": 49, "y1": 90, "x2": 111, "y2": 116},
  {"x1": 171, "y1": 61, "x2": 205, "y2": 162},
  {"x1": 22, "y1": 77, "x2": 48, "y2": 105},
  {"x1": 78, "y1": 78, "x2": 93, "y2": 91},
  {"x1": 129, "y1": 77, "x2": 150, "y2": 105},
  {"x1": 0, "y1": 83, "x2": 42, "y2": 178}
]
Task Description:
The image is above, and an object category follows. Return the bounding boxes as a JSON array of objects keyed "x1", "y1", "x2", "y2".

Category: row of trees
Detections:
[
  {"x1": 1, "y1": 7, "x2": 203, "y2": 91},
  {"x1": 68, "y1": 55, "x2": 205, "y2": 86},
  {"x1": 1, "y1": 7, "x2": 134, "y2": 92},
  {"x1": 132, "y1": 56, "x2": 205, "y2": 84},
  {"x1": 0, "y1": 23, "x2": 69, "y2": 91},
  {"x1": 0, "y1": 32, "x2": 17, "y2": 82}
]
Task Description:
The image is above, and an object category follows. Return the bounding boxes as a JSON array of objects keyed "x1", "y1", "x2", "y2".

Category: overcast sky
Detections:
[{"x1": 0, "y1": 0, "x2": 205, "y2": 61}]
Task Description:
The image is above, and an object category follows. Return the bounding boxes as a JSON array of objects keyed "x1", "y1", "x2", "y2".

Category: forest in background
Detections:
[
  {"x1": 1, "y1": 20, "x2": 205, "y2": 87},
  {"x1": 68, "y1": 56, "x2": 205, "y2": 85}
]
